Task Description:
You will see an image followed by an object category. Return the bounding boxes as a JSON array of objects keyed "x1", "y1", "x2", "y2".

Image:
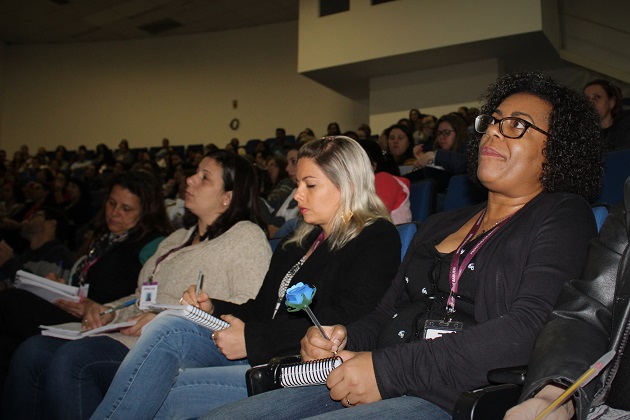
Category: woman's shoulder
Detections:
[
  {"x1": 358, "y1": 217, "x2": 398, "y2": 241},
  {"x1": 224, "y1": 221, "x2": 269, "y2": 244}
]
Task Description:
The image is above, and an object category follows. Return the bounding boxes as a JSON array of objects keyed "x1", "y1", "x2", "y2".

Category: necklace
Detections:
[{"x1": 479, "y1": 214, "x2": 513, "y2": 236}]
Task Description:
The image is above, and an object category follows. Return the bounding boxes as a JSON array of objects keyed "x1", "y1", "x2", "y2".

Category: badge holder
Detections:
[
  {"x1": 423, "y1": 318, "x2": 463, "y2": 340},
  {"x1": 139, "y1": 281, "x2": 158, "y2": 310}
]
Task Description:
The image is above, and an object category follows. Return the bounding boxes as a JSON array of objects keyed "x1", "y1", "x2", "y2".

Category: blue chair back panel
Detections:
[
  {"x1": 443, "y1": 175, "x2": 486, "y2": 211},
  {"x1": 594, "y1": 149, "x2": 630, "y2": 205},
  {"x1": 409, "y1": 180, "x2": 433, "y2": 222},
  {"x1": 396, "y1": 223, "x2": 417, "y2": 261},
  {"x1": 592, "y1": 205, "x2": 609, "y2": 232}
]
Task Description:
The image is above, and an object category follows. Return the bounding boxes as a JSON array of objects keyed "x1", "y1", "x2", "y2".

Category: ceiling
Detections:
[{"x1": 0, "y1": 0, "x2": 299, "y2": 45}]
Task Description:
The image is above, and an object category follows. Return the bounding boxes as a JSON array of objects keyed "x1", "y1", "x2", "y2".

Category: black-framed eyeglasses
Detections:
[
  {"x1": 475, "y1": 114, "x2": 549, "y2": 139},
  {"x1": 435, "y1": 129, "x2": 455, "y2": 137}
]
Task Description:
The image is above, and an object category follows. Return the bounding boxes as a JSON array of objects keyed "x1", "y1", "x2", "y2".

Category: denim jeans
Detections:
[
  {"x1": 2, "y1": 334, "x2": 129, "y2": 420},
  {"x1": 91, "y1": 315, "x2": 249, "y2": 420},
  {"x1": 202, "y1": 384, "x2": 452, "y2": 420}
]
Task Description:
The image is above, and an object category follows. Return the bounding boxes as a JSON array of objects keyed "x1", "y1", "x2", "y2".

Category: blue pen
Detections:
[
  {"x1": 99, "y1": 298, "x2": 137, "y2": 316},
  {"x1": 57, "y1": 260, "x2": 64, "y2": 277}
]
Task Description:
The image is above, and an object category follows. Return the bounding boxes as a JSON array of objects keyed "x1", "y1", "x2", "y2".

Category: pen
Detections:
[
  {"x1": 100, "y1": 298, "x2": 137, "y2": 316},
  {"x1": 534, "y1": 350, "x2": 616, "y2": 420},
  {"x1": 195, "y1": 270, "x2": 203, "y2": 299}
]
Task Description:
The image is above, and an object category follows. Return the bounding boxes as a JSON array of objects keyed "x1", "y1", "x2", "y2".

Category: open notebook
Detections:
[
  {"x1": 39, "y1": 320, "x2": 138, "y2": 340},
  {"x1": 246, "y1": 355, "x2": 343, "y2": 396},
  {"x1": 149, "y1": 304, "x2": 229, "y2": 331}
]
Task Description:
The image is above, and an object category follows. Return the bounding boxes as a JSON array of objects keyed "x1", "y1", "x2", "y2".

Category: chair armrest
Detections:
[
  {"x1": 487, "y1": 366, "x2": 527, "y2": 385},
  {"x1": 453, "y1": 383, "x2": 522, "y2": 420}
]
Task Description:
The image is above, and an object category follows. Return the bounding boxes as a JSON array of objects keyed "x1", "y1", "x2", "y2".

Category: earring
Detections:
[{"x1": 340, "y1": 210, "x2": 353, "y2": 224}]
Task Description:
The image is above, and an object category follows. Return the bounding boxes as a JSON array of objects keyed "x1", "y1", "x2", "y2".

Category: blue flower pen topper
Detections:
[{"x1": 285, "y1": 282, "x2": 330, "y2": 340}]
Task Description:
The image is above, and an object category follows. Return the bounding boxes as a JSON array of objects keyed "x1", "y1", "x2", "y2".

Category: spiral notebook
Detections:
[
  {"x1": 149, "y1": 304, "x2": 229, "y2": 331},
  {"x1": 246, "y1": 355, "x2": 343, "y2": 396}
]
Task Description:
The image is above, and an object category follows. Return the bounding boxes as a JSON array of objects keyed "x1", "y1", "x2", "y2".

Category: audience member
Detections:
[
  {"x1": 202, "y1": 71, "x2": 605, "y2": 420},
  {"x1": 584, "y1": 79, "x2": 630, "y2": 150},
  {"x1": 263, "y1": 155, "x2": 293, "y2": 211},
  {"x1": 268, "y1": 144, "x2": 300, "y2": 238},
  {"x1": 2, "y1": 150, "x2": 272, "y2": 420},
  {"x1": 408, "y1": 112, "x2": 469, "y2": 191},
  {"x1": 0, "y1": 207, "x2": 73, "y2": 290},
  {"x1": 360, "y1": 139, "x2": 411, "y2": 224},
  {"x1": 0, "y1": 171, "x2": 171, "y2": 388},
  {"x1": 386, "y1": 123, "x2": 416, "y2": 166},
  {"x1": 90, "y1": 136, "x2": 401, "y2": 419},
  {"x1": 357, "y1": 124, "x2": 372, "y2": 140},
  {"x1": 114, "y1": 139, "x2": 134, "y2": 168},
  {"x1": 327, "y1": 122, "x2": 341, "y2": 136}
]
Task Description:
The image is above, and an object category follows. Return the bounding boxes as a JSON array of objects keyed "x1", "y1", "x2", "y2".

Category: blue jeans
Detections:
[
  {"x1": 91, "y1": 315, "x2": 249, "y2": 420},
  {"x1": 2, "y1": 335, "x2": 129, "y2": 420},
  {"x1": 202, "y1": 385, "x2": 452, "y2": 419}
]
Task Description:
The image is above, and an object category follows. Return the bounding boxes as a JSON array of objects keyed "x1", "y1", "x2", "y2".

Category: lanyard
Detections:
[
  {"x1": 446, "y1": 208, "x2": 512, "y2": 321},
  {"x1": 272, "y1": 231, "x2": 325, "y2": 319},
  {"x1": 147, "y1": 227, "x2": 197, "y2": 283}
]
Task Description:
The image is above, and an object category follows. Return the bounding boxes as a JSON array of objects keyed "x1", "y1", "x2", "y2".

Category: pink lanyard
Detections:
[{"x1": 446, "y1": 208, "x2": 512, "y2": 320}]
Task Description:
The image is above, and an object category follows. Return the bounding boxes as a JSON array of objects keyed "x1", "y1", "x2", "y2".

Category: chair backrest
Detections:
[
  {"x1": 443, "y1": 174, "x2": 486, "y2": 212},
  {"x1": 592, "y1": 205, "x2": 609, "y2": 232},
  {"x1": 594, "y1": 148, "x2": 630, "y2": 205},
  {"x1": 409, "y1": 180, "x2": 433, "y2": 222},
  {"x1": 396, "y1": 223, "x2": 417, "y2": 261}
]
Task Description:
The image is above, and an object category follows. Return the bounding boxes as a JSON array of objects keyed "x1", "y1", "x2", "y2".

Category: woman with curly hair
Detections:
[
  {"x1": 584, "y1": 79, "x2": 630, "y2": 151},
  {"x1": 203, "y1": 71, "x2": 605, "y2": 419}
]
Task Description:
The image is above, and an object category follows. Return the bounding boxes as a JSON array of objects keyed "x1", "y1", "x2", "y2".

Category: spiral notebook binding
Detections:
[
  {"x1": 279, "y1": 356, "x2": 343, "y2": 388},
  {"x1": 187, "y1": 306, "x2": 229, "y2": 331}
]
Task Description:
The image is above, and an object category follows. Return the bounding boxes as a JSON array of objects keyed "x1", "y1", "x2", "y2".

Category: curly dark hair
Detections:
[{"x1": 466, "y1": 71, "x2": 604, "y2": 201}]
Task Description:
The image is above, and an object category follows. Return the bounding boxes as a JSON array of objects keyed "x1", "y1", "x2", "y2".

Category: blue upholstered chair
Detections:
[{"x1": 409, "y1": 181, "x2": 433, "y2": 222}]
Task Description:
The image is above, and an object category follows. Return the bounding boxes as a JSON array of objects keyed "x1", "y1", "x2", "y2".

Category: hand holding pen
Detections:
[
  {"x1": 181, "y1": 272, "x2": 214, "y2": 313},
  {"x1": 301, "y1": 324, "x2": 348, "y2": 361},
  {"x1": 81, "y1": 298, "x2": 137, "y2": 330}
]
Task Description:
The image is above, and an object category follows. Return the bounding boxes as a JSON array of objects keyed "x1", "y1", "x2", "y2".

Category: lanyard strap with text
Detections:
[{"x1": 446, "y1": 208, "x2": 513, "y2": 320}]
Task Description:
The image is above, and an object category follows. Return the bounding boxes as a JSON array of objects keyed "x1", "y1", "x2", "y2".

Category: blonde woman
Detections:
[{"x1": 92, "y1": 136, "x2": 402, "y2": 419}]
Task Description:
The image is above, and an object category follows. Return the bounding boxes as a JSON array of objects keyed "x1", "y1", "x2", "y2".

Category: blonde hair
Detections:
[{"x1": 285, "y1": 136, "x2": 390, "y2": 251}]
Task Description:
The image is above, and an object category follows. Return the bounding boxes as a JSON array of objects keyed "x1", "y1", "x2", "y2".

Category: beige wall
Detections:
[
  {"x1": 298, "y1": 0, "x2": 543, "y2": 72},
  {"x1": 0, "y1": 22, "x2": 365, "y2": 155}
]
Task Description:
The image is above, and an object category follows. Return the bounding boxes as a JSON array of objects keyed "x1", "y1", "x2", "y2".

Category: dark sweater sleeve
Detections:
[
  {"x1": 434, "y1": 148, "x2": 467, "y2": 174},
  {"x1": 243, "y1": 220, "x2": 401, "y2": 366},
  {"x1": 367, "y1": 196, "x2": 597, "y2": 410}
]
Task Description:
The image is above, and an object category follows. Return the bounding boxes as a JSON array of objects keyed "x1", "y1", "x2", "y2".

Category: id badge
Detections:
[
  {"x1": 139, "y1": 283, "x2": 158, "y2": 310},
  {"x1": 423, "y1": 319, "x2": 463, "y2": 340},
  {"x1": 78, "y1": 284, "x2": 90, "y2": 301}
]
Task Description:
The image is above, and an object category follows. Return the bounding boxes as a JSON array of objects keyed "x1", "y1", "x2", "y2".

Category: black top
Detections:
[
  {"x1": 213, "y1": 218, "x2": 401, "y2": 366},
  {"x1": 345, "y1": 192, "x2": 597, "y2": 412}
]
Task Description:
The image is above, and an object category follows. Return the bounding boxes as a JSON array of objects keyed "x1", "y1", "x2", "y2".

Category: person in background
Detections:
[
  {"x1": 584, "y1": 79, "x2": 630, "y2": 150},
  {"x1": 202, "y1": 71, "x2": 604, "y2": 420},
  {"x1": 408, "y1": 112, "x2": 469, "y2": 191},
  {"x1": 0, "y1": 207, "x2": 73, "y2": 291},
  {"x1": 357, "y1": 124, "x2": 372, "y2": 140},
  {"x1": 327, "y1": 122, "x2": 341, "y2": 136},
  {"x1": 2, "y1": 150, "x2": 272, "y2": 420},
  {"x1": 360, "y1": 140, "x2": 411, "y2": 225},
  {"x1": 386, "y1": 124, "x2": 416, "y2": 166},
  {"x1": 0, "y1": 171, "x2": 171, "y2": 389},
  {"x1": 268, "y1": 144, "x2": 300, "y2": 238},
  {"x1": 91, "y1": 136, "x2": 401, "y2": 419}
]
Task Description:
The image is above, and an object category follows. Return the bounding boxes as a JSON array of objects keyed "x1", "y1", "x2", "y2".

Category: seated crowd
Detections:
[{"x1": 0, "y1": 71, "x2": 627, "y2": 420}]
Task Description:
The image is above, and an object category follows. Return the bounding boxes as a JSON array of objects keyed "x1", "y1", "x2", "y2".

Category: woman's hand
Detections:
[
  {"x1": 0, "y1": 240, "x2": 14, "y2": 266},
  {"x1": 414, "y1": 150, "x2": 436, "y2": 169},
  {"x1": 300, "y1": 325, "x2": 347, "y2": 361},
  {"x1": 181, "y1": 285, "x2": 214, "y2": 313},
  {"x1": 212, "y1": 315, "x2": 246, "y2": 360},
  {"x1": 327, "y1": 351, "x2": 381, "y2": 407},
  {"x1": 504, "y1": 384, "x2": 573, "y2": 420},
  {"x1": 44, "y1": 272, "x2": 67, "y2": 284},
  {"x1": 79, "y1": 299, "x2": 114, "y2": 329},
  {"x1": 120, "y1": 313, "x2": 156, "y2": 337},
  {"x1": 54, "y1": 297, "x2": 103, "y2": 324}
]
